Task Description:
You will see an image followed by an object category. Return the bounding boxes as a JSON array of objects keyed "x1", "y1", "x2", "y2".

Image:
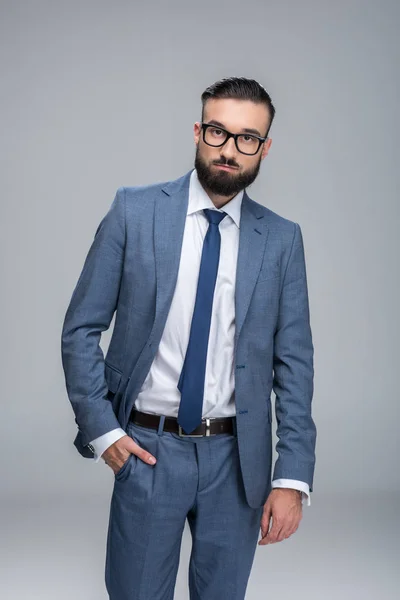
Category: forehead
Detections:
[{"x1": 203, "y1": 98, "x2": 270, "y2": 135}]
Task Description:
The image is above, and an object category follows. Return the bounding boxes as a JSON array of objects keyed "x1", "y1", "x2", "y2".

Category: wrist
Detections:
[{"x1": 273, "y1": 488, "x2": 302, "y2": 497}]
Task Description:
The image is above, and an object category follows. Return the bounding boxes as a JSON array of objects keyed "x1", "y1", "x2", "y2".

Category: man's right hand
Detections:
[{"x1": 102, "y1": 434, "x2": 157, "y2": 474}]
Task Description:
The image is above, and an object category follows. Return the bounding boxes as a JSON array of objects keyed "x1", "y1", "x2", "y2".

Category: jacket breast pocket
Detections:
[{"x1": 257, "y1": 261, "x2": 280, "y2": 283}]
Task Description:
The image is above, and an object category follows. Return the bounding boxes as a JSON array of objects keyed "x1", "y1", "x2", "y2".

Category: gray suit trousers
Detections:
[{"x1": 105, "y1": 417, "x2": 263, "y2": 599}]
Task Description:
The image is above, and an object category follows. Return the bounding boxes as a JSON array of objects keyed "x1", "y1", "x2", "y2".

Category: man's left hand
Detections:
[{"x1": 258, "y1": 488, "x2": 303, "y2": 545}]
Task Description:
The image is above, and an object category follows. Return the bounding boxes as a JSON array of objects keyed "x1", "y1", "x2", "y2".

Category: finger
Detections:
[
  {"x1": 263, "y1": 519, "x2": 284, "y2": 545},
  {"x1": 259, "y1": 518, "x2": 277, "y2": 545},
  {"x1": 286, "y1": 521, "x2": 300, "y2": 538},
  {"x1": 260, "y1": 506, "x2": 272, "y2": 538},
  {"x1": 128, "y1": 439, "x2": 157, "y2": 465},
  {"x1": 275, "y1": 525, "x2": 291, "y2": 542},
  {"x1": 274, "y1": 514, "x2": 300, "y2": 542}
]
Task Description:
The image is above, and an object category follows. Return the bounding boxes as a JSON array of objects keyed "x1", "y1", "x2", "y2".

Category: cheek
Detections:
[
  {"x1": 201, "y1": 146, "x2": 219, "y2": 163},
  {"x1": 240, "y1": 158, "x2": 254, "y2": 170}
]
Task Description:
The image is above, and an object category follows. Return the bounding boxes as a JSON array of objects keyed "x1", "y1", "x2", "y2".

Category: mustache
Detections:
[{"x1": 213, "y1": 159, "x2": 240, "y2": 169}]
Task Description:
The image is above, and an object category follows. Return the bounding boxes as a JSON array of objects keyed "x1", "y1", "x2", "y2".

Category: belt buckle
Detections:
[{"x1": 178, "y1": 418, "x2": 213, "y2": 437}]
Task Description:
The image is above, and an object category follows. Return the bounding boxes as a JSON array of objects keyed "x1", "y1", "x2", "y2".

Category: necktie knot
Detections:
[{"x1": 203, "y1": 208, "x2": 227, "y2": 226}]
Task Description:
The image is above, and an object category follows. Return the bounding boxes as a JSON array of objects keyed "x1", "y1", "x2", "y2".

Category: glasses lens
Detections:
[
  {"x1": 203, "y1": 126, "x2": 228, "y2": 146},
  {"x1": 236, "y1": 135, "x2": 260, "y2": 155}
]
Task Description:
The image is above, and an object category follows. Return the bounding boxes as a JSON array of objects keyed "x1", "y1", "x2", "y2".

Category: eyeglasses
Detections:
[{"x1": 200, "y1": 122, "x2": 268, "y2": 155}]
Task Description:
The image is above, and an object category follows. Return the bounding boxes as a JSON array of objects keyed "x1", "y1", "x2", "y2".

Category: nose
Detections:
[{"x1": 220, "y1": 136, "x2": 237, "y2": 159}]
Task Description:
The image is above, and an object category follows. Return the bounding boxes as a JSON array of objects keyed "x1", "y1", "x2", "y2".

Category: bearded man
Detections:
[{"x1": 61, "y1": 76, "x2": 317, "y2": 600}]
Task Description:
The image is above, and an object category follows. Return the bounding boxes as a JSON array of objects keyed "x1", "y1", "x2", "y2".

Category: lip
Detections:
[{"x1": 214, "y1": 164, "x2": 238, "y2": 171}]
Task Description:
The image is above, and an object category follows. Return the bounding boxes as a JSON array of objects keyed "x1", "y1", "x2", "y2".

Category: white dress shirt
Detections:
[{"x1": 90, "y1": 169, "x2": 311, "y2": 506}]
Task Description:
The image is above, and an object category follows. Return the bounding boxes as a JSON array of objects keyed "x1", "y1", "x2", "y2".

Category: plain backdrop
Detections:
[{"x1": 1, "y1": 1, "x2": 399, "y2": 599}]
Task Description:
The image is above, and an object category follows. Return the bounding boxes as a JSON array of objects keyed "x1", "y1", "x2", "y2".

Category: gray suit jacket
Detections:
[{"x1": 61, "y1": 168, "x2": 317, "y2": 508}]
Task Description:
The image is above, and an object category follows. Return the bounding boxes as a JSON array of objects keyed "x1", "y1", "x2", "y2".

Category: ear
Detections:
[
  {"x1": 194, "y1": 121, "x2": 201, "y2": 145},
  {"x1": 261, "y1": 137, "x2": 272, "y2": 160}
]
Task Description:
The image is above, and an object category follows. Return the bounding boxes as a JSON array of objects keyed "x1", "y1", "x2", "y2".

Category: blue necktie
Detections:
[{"x1": 177, "y1": 208, "x2": 227, "y2": 434}]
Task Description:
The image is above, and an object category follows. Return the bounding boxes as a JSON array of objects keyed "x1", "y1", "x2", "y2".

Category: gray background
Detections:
[{"x1": 1, "y1": 0, "x2": 399, "y2": 598}]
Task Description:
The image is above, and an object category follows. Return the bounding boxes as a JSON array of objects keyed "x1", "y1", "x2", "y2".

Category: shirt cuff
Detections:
[
  {"x1": 271, "y1": 478, "x2": 311, "y2": 506},
  {"x1": 89, "y1": 428, "x2": 127, "y2": 462}
]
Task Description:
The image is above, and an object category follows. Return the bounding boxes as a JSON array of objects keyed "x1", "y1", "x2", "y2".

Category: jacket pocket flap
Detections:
[
  {"x1": 104, "y1": 362, "x2": 122, "y2": 393},
  {"x1": 258, "y1": 260, "x2": 280, "y2": 282}
]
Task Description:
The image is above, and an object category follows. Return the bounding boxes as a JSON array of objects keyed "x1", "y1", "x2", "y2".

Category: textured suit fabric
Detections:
[
  {"x1": 61, "y1": 168, "x2": 316, "y2": 509},
  {"x1": 105, "y1": 420, "x2": 263, "y2": 599}
]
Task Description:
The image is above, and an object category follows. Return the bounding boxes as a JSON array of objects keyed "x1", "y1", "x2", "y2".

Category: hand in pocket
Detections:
[{"x1": 103, "y1": 434, "x2": 157, "y2": 474}]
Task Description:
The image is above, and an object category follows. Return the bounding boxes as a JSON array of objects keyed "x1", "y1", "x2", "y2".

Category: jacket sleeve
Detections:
[
  {"x1": 271, "y1": 222, "x2": 317, "y2": 491},
  {"x1": 60, "y1": 187, "x2": 126, "y2": 449}
]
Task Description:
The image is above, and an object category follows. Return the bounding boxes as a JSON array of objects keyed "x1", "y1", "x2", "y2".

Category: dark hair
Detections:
[{"x1": 201, "y1": 76, "x2": 275, "y2": 137}]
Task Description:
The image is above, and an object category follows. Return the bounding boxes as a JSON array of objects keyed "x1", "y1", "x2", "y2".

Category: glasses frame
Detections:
[{"x1": 200, "y1": 122, "x2": 268, "y2": 155}]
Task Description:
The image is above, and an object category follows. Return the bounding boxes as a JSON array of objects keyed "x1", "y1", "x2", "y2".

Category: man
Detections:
[{"x1": 61, "y1": 76, "x2": 317, "y2": 600}]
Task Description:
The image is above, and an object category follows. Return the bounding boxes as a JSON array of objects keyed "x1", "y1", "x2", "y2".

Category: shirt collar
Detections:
[{"x1": 187, "y1": 168, "x2": 243, "y2": 228}]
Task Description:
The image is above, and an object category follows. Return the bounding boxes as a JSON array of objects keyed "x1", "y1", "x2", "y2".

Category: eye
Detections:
[
  {"x1": 210, "y1": 127, "x2": 224, "y2": 136},
  {"x1": 240, "y1": 135, "x2": 255, "y2": 143}
]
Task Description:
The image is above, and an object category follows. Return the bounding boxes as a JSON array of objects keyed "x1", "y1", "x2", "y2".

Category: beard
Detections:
[{"x1": 194, "y1": 145, "x2": 262, "y2": 197}]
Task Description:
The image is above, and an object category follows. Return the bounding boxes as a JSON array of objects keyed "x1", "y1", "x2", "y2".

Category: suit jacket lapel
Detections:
[
  {"x1": 154, "y1": 171, "x2": 191, "y2": 325},
  {"x1": 234, "y1": 191, "x2": 269, "y2": 351}
]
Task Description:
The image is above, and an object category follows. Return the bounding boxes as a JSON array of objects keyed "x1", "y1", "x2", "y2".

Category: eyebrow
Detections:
[{"x1": 205, "y1": 119, "x2": 263, "y2": 137}]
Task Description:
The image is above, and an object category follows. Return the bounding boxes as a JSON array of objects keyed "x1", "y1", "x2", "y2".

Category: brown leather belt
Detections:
[{"x1": 129, "y1": 408, "x2": 236, "y2": 437}]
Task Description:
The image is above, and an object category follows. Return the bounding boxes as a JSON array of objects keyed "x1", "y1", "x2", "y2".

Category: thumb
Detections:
[{"x1": 260, "y1": 505, "x2": 272, "y2": 538}]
